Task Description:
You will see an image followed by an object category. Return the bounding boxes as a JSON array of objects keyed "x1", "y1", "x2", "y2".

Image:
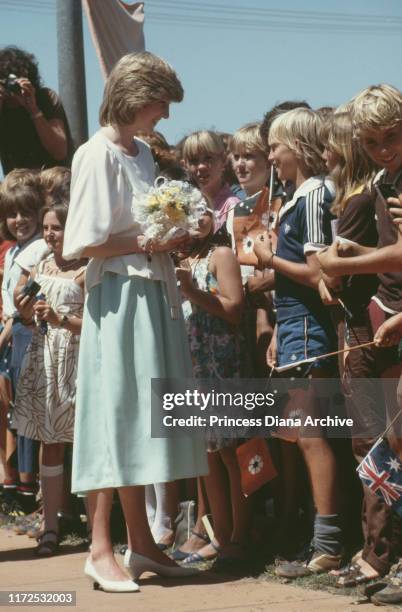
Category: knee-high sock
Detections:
[
  {"x1": 40, "y1": 464, "x2": 64, "y2": 534},
  {"x1": 151, "y1": 482, "x2": 172, "y2": 542}
]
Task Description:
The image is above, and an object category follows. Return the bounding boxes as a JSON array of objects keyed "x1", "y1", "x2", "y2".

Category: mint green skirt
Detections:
[{"x1": 71, "y1": 273, "x2": 207, "y2": 495}]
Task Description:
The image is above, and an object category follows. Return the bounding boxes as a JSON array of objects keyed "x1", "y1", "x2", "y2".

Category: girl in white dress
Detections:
[{"x1": 14, "y1": 199, "x2": 86, "y2": 556}]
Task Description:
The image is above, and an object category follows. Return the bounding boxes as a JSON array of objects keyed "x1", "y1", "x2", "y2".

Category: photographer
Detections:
[{"x1": 0, "y1": 46, "x2": 73, "y2": 175}]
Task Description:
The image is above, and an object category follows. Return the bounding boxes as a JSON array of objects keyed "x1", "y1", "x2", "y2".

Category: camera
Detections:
[
  {"x1": 21, "y1": 278, "x2": 41, "y2": 298},
  {"x1": 3, "y1": 73, "x2": 22, "y2": 95}
]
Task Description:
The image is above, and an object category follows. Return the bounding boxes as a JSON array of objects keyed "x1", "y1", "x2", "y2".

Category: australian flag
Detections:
[{"x1": 357, "y1": 438, "x2": 402, "y2": 517}]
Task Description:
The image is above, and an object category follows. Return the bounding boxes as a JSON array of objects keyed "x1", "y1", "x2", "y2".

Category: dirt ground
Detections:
[{"x1": 0, "y1": 527, "x2": 398, "y2": 612}]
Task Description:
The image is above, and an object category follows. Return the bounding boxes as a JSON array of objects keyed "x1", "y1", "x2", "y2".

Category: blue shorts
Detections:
[{"x1": 277, "y1": 312, "x2": 336, "y2": 374}]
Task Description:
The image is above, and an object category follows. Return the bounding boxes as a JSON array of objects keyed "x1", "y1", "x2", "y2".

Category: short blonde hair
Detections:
[
  {"x1": 268, "y1": 108, "x2": 326, "y2": 175},
  {"x1": 230, "y1": 122, "x2": 267, "y2": 155},
  {"x1": 182, "y1": 130, "x2": 225, "y2": 162},
  {"x1": 351, "y1": 84, "x2": 402, "y2": 132},
  {"x1": 99, "y1": 52, "x2": 183, "y2": 127}
]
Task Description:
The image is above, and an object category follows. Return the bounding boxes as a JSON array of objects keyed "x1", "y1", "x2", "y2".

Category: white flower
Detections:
[
  {"x1": 248, "y1": 455, "x2": 263, "y2": 475},
  {"x1": 242, "y1": 236, "x2": 255, "y2": 254}
]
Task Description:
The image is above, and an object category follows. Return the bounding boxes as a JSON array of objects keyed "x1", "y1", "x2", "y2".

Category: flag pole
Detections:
[
  {"x1": 356, "y1": 396, "x2": 402, "y2": 471},
  {"x1": 274, "y1": 341, "x2": 376, "y2": 373}
]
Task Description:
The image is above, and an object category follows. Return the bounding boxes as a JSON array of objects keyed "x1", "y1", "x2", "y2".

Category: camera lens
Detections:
[{"x1": 5, "y1": 74, "x2": 21, "y2": 95}]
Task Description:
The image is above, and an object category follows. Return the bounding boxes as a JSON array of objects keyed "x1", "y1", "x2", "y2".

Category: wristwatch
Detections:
[{"x1": 59, "y1": 315, "x2": 69, "y2": 328}]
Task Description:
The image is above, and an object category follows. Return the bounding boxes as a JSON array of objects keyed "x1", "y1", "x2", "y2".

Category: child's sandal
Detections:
[{"x1": 35, "y1": 530, "x2": 59, "y2": 557}]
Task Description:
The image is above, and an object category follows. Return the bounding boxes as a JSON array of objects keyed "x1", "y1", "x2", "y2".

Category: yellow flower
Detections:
[{"x1": 165, "y1": 200, "x2": 186, "y2": 223}]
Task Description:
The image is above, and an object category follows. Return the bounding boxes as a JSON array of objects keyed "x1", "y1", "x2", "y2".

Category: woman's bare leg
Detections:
[{"x1": 88, "y1": 489, "x2": 129, "y2": 580}]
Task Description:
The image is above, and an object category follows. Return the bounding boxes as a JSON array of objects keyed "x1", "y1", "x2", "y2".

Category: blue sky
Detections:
[{"x1": 1, "y1": 0, "x2": 402, "y2": 148}]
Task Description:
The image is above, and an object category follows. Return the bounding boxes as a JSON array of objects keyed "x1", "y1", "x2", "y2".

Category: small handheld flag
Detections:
[
  {"x1": 236, "y1": 438, "x2": 278, "y2": 497},
  {"x1": 357, "y1": 437, "x2": 402, "y2": 517}
]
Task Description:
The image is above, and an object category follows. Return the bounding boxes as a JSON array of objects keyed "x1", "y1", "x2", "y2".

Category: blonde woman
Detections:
[{"x1": 63, "y1": 52, "x2": 207, "y2": 593}]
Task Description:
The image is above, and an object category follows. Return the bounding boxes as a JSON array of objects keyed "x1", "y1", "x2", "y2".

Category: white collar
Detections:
[
  {"x1": 279, "y1": 175, "x2": 335, "y2": 220},
  {"x1": 373, "y1": 169, "x2": 385, "y2": 184}
]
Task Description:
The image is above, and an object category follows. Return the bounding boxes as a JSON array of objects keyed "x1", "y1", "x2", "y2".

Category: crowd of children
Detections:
[{"x1": 0, "y1": 69, "x2": 402, "y2": 604}]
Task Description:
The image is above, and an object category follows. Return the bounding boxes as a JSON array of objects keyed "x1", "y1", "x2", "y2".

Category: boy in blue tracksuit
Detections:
[{"x1": 254, "y1": 108, "x2": 342, "y2": 575}]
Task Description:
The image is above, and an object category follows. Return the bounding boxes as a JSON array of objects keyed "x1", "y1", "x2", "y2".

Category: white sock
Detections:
[
  {"x1": 151, "y1": 482, "x2": 172, "y2": 542},
  {"x1": 40, "y1": 463, "x2": 64, "y2": 535},
  {"x1": 145, "y1": 484, "x2": 156, "y2": 529}
]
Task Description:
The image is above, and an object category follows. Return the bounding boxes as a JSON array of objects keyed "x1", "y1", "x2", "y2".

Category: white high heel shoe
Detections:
[
  {"x1": 124, "y1": 549, "x2": 200, "y2": 580},
  {"x1": 84, "y1": 557, "x2": 140, "y2": 593}
]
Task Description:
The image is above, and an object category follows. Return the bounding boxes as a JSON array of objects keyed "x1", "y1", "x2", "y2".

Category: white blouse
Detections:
[{"x1": 63, "y1": 131, "x2": 180, "y2": 317}]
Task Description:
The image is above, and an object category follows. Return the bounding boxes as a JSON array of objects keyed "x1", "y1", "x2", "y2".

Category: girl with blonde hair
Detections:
[
  {"x1": 318, "y1": 111, "x2": 388, "y2": 589},
  {"x1": 182, "y1": 130, "x2": 240, "y2": 232}
]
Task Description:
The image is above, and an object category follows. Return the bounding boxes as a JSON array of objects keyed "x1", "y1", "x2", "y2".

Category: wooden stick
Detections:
[
  {"x1": 274, "y1": 341, "x2": 376, "y2": 372},
  {"x1": 356, "y1": 403, "x2": 402, "y2": 471},
  {"x1": 317, "y1": 340, "x2": 375, "y2": 361}
]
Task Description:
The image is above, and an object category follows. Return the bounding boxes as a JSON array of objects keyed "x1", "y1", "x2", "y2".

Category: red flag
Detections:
[{"x1": 236, "y1": 438, "x2": 278, "y2": 497}]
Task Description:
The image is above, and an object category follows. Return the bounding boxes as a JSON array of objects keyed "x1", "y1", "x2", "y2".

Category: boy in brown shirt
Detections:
[{"x1": 318, "y1": 84, "x2": 402, "y2": 588}]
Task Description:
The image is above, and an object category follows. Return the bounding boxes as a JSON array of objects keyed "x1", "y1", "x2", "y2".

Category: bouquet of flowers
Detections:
[{"x1": 134, "y1": 177, "x2": 207, "y2": 243}]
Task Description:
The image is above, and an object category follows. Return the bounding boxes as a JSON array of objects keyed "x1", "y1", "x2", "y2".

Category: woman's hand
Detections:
[
  {"x1": 253, "y1": 232, "x2": 274, "y2": 268},
  {"x1": 33, "y1": 299, "x2": 59, "y2": 327},
  {"x1": 374, "y1": 313, "x2": 402, "y2": 347},
  {"x1": 175, "y1": 267, "x2": 194, "y2": 297}
]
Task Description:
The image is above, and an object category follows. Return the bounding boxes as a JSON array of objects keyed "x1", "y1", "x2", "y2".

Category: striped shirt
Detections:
[{"x1": 275, "y1": 175, "x2": 335, "y2": 322}]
